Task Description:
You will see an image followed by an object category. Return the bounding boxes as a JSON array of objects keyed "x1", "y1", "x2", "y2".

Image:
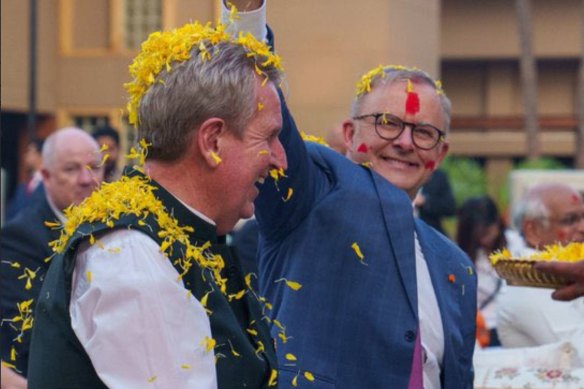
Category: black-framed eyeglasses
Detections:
[{"x1": 352, "y1": 113, "x2": 445, "y2": 150}]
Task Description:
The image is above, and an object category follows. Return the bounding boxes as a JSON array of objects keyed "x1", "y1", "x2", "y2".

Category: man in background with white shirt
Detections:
[{"x1": 497, "y1": 183, "x2": 584, "y2": 348}]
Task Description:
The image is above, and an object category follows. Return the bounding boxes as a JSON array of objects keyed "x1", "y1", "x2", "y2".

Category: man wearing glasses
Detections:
[
  {"x1": 225, "y1": 2, "x2": 476, "y2": 388},
  {"x1": 497, "y1": 183, "x2": 584, "y2": 348}
]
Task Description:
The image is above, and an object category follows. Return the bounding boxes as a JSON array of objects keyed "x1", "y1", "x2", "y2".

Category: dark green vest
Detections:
[{"x1": 28, "y1": 175, "x2": 277, "y2": 388}]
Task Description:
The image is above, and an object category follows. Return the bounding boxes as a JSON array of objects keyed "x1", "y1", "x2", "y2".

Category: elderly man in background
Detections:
[
  {"x1": 225, "y1": 2, "x2": 477, "y2": 388},
  {"x1": 497, "y1": 183, "x2": 584, "y2": 348},
  {"x1": 27, "y1": 20, "x2": 286, "y2": 389},
  {"x1": 1, "y1": 127, "x2": 104, "y2": 387}
]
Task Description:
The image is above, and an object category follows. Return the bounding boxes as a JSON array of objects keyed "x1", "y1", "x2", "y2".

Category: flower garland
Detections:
[
  {"x1": 489, "y1": 242, "x2": 584, "y2": 265},
  {"x1": 124, "y1": 20, "x2": 283, "y2": 126},
  {"x1": 47, "y1": 171, "x2": 228, "y2": 293},
  {"x1": 354, "y1": 64, "x2": 444, "y2": 97}
]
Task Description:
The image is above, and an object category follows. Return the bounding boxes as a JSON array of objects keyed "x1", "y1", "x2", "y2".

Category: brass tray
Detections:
[{"x1": 493, "y1": 259, "x2": 571, "y2": 289}]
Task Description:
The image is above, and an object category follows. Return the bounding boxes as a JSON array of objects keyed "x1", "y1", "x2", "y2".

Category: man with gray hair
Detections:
[
  {"x1": 511, "y1": 183, "x2": 584, "y2": 250},
  {"x1": 225, "y1": 3, "x2": 476, "y2": 388},
  {"x1": 497, "y1": 183, "x2": 584, "y2": 348},
  {"x1": 0, "y1": 127, "x2": 104, "y2": 386},
  {"x1": 28, "y1": 20, "x2": 286, "y2": 388}
]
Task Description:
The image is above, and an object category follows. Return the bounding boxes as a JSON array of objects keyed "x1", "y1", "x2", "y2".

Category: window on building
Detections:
[
  {"x1": 123, "y1": 0, "x2": 162, "y2": 49},
  {"x1": 72, "y1": 115, "x2": 111, "y2": 133}
]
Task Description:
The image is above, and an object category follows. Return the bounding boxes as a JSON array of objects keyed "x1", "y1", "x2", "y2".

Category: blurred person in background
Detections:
[
  {"x1": 5, "y1": 139, "x2": 45, "y2": 222},
  {"x1": 456, "y1": 195, "x2": 507, "y2": 347},
  {"x1": 0, "y1": 127, "x2": 104, "y2": 386},
  {"x1": 414, "y1": 169, "x2": 456, "y2": 237},
  {"x1": 497, "y1": 183, "x2": 584, "y2": 348},
  {"x1": 92, "y1": 125, "x2": 121, "y2": 182}
]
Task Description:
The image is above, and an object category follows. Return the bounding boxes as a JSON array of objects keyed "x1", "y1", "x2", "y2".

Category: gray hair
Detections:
[
  {"x1": 138, "y1": 41, "x2": 282, "y2": 161},
  {"x1": 351, "y1": 67, "x2": 452, "y2": 133},
  {"x1": 512, "y1": 195, "x2": 551, "y2": 234}
]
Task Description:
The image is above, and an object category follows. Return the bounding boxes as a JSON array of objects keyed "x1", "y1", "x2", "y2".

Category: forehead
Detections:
[
  {"x1": 253, "y1": 82, "x2": 281, "y2": 126},
  {"x1": 363, "y1": 80, "x2": 444, "y2": 119},
  {"x1": 54, "y1": 137, "x2": 99, "y2": 164},
  {"x1": 546, "y1": 189, "x2": 584, "y2": 215}
]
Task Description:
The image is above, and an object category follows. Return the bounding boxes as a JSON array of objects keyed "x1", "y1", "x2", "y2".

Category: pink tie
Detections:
[{"x1": 407, "y1": 330, "x2": 424, "y2": 389}]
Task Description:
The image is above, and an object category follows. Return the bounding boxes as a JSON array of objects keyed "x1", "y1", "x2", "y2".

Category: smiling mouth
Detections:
[{"x1": 380, "y1": 156, "x2": 418, "y2": 168}]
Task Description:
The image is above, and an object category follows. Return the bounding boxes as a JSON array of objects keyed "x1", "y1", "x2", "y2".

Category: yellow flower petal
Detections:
[
  {"x1": 210, "y1": 151, "x2": 222, "y2": 164},
  {"x1": 268, "y1": 369, "x2": 278, "y2": 387},
  {"x1": 275, "y1": 278, "x2": 302, "y2": 291},
  {"x1": 351, "y1": 242, "x2": 365, "y2": 262},
  {"x1": 200, "y1": 336, "x2": 216, "y2": 353}
]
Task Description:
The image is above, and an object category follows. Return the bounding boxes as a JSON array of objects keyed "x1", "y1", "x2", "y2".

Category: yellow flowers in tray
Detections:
[
  {"x1": 489, "y1": 242, "x2": 584, "y2": 288},
  {"x1": 489, "y1": 242, "x2": 584, "y2": 265}
]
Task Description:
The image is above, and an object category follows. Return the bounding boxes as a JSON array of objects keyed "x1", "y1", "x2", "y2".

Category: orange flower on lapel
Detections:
[{"x1": 448, "y1": 274, "x2": 456, "y2": 283}]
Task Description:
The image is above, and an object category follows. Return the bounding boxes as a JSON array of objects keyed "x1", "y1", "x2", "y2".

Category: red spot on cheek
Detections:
[
  {"x1": 571, "y1": 194, "x2": 580, "y2": 204},
  {"x1": 357, "y1": 143, "x2": 368, "y2": 153},
  {"x1": 424, "y1": 161, "x2": 436, "y2": 170},
  {"x1": 405, "y1": 92, "x2": 420, "y2": 115}
]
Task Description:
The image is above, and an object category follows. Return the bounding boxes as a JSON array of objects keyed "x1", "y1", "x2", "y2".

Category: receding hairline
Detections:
[{"x1": 42, "y1": 127, "x2": 100, "y2": 169}]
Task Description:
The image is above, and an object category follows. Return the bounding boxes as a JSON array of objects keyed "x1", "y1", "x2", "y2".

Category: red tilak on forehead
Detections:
[
  {"x1": 557, "y1": 231, "x2": 566, "y2": 241},
  {"x1": 571, "y1": 194, "x2": 581, "y2": 204},
  {"x1": 424, "y1": 161, "x2": 436, "y2": 170},
  {"x1": 357, "y1": 143, "x2": 368, "y2": 153},
  {"x1": 405, "y1": 79, "x2": 420, "y2": 115}
]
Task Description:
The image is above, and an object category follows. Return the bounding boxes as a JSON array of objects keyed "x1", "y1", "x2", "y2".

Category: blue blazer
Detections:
[{"x1": 255, "y1": 96, "x2": 476, "y2": 388}]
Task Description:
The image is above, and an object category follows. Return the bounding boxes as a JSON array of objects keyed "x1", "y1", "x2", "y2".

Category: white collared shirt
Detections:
[
  {"x1": 69, "y1": 191, "x2": 218, "y2": 388},
  {"x1": 415, "y1": 232, "x2": 444, "y2": 389}
]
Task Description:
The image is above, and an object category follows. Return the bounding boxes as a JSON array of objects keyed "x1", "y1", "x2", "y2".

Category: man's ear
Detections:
[
  {"x1": 522, "y1": 218, "x2": 541, "y2": 248},
  {"x1": 342, "y1": 119, "x2": 356, "y2": 155},
  {"x1": 41, "y1": 167, "x2": 50, "y2": 182},
  {"x1": 197, "y1": 118, "x2": 227, "y2": 168}
]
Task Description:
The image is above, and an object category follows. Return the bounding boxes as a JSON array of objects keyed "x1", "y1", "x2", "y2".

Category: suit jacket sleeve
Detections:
[{"x1": 255, "y1": 90, "x2": 334, "y2": 243}]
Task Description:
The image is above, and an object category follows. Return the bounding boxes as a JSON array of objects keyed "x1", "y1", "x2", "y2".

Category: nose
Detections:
[
  {"x1": 393, "y1": 125, "x2": 415, "y2": 150},
  {"x1": 271, "y1": 138, "x2": 288, "y2": 170},
  {"x1": 78, "y1": 166, "x2": 96, "y2": 186}
]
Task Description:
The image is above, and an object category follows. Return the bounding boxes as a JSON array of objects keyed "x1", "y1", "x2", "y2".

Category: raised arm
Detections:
[{"x1": 222, "y1": 1, "x2": 331, "y2": 241}]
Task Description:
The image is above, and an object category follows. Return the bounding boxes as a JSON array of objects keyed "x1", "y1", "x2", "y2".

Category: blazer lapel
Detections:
[{"x1": 370, "y1": 170, "x2": 418, "y2": 317}]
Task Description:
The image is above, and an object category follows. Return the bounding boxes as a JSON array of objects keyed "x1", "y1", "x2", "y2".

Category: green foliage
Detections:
[
  {"x1": 440, "y1": 156, "x2": 487, "y2": 207},
  {"x1": 515, "y1": 157, "x2": 565, "y2": 170}
]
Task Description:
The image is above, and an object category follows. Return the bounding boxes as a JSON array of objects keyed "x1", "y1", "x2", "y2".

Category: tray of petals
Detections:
[{"x1": 489, "y1": 243, "x2": 584, "y2": 289}]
